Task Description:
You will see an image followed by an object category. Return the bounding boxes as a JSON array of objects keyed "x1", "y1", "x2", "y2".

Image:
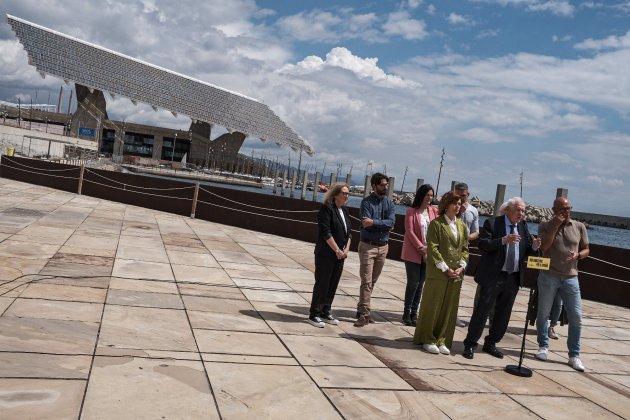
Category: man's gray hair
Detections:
[
  {"x1": 454, "y1": 182, "x2": 469, "y2": 191},
  {"x1": 506, "y1": 197, "x2": 526, "y2": 209}
]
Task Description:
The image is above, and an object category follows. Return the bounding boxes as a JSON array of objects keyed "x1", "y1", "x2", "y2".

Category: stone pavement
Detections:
[{"x1": 0, "y1": 177, "x2": 629, "y2": 419}]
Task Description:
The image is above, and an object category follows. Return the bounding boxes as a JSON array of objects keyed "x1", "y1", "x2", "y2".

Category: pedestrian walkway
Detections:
[{"x1": 0, "y1": 177, "x2": 628, "y2": 419}]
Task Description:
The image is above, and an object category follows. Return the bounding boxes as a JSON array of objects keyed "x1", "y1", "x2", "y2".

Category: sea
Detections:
[{"x1": 192, "y1": 179, "x2": 630, "y2": 250}]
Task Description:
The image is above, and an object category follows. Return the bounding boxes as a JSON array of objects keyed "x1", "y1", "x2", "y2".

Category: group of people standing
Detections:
[{"x1": 307, "y1": 174, "x2": 589, "y2": 372}]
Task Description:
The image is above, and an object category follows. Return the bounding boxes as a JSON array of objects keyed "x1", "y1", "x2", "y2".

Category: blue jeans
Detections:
[
  {"x1": 549, "y1": 293, "x2": 562, "y2": 327},
  {"x1": 403, "y1": 261, "x2": 426, "y2": 314},
  {"x1": 536, "y1": 271, "x2": 582, "y2": 357}
]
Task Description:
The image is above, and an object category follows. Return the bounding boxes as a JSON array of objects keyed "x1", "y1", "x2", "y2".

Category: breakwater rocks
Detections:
[
  {"x1": 471, "y1": 198, "x2": 554, "y2": 223},
  {"x1": 394, "y1": 194, "x2": 553, "y2": 223}
]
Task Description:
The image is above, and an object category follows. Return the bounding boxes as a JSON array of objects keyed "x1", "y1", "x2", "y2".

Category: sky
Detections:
[{"x1": 1, "y1": 0, "x2": 629, "y2": 216}]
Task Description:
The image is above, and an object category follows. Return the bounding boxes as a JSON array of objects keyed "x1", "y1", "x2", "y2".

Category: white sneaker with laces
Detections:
[
  {"x1": 569, "y1": 356, "x2": 585, "y2": 372},
  {"x1": 321, "y1": 314, "x2": 339, "y2": 325},
  {"x1": 307, "y1": 316, "x2": 325, "y2": 328},
  {"x1": 438, "y1": 345, "x2": 450, "y2": 355},
  {"x1": 535, "y1": 347, "x2": 549, "y2": 361},
  {"x1": 422, "y1": 344, "x2": 440, "y2": 354}
]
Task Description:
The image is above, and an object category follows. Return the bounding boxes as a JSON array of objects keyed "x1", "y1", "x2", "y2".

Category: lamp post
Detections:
[
  {"x1": 188, "y1": 130, "x2": 192, "y2": 167},
  {"x1": 172, "y1": 132, "x2": 177, "y2": 162},
  {"x1": 220, "y1": 145, "x2": 225, "y2": 171}
]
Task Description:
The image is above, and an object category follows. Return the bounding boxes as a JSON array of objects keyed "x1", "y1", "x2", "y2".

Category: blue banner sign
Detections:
[{"x1": 79, "y1": 127, "x2": 96, "y2": 137}]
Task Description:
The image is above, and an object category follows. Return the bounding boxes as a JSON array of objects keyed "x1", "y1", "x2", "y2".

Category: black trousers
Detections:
[
  {"x1": 310, "y1": 253, "x2": 345, "y2": 317},
  {"x1": 464, "y1": 272, "x2": 520, "y2": 348}
]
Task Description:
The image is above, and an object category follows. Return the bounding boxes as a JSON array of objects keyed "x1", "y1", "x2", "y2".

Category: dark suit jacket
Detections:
[
  {"x1": 314, "y1": 202, "x2": 352, "y2": 258},
  {"x1": 474, "y1": 216, "x2": 538, "y2": 287}
]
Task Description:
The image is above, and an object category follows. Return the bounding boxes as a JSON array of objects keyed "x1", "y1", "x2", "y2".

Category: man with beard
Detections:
[{"x1": 354, "y1": 172, "x2": 396, "y2": 327}]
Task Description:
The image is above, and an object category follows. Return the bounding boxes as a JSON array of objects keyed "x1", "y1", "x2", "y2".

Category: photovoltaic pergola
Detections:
[{"x1": 7, "y1": 14, "x2": 314, "y2": 155}]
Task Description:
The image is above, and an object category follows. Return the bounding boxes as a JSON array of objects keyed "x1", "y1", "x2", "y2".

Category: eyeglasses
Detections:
[{"x1": 340, "y1": 192, "x2": 349, "y2": 196}]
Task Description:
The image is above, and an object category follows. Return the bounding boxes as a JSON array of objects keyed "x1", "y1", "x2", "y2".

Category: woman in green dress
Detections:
[{"x1": 413, "y1": 191, "x2": 469, "y2": 355}]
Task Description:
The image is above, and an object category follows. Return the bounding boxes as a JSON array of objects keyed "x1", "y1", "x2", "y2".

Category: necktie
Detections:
[{"x1": 506, "y1": 224, "x2": 517, "y2": 273}]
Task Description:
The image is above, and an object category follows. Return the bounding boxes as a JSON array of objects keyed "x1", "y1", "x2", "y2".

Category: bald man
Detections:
[{"x1": 534, "y1": 197, "x2": 589, "y2": 372}]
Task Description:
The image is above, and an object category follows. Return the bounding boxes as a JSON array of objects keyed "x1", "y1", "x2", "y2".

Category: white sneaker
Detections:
[
  {"x1": 321, "y1": 314, "x2": 339, "y2": 325},
  {"x1": 422, "y1": 344, "x2": 440, "y2": 354},
  {"x1": 438, "y1": 345, "x2": 451, "y2": 355},
  {"x1": 535, "y1": 347, "x2": 549, "y2": 361},
  {"x1": 307, "y1": 316, "x2": 325, "y2": 328},
  {"x1": 569, "y1": 356, "x2": 585, "y2": 372},
  {"x1": 548, "y1": 326, "x2": 559, "y2": 339}
]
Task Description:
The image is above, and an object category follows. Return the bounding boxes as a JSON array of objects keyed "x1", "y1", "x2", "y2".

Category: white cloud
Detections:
[
  {"x1": 586, "y1": 175, "x2": 624, "y2": 186},
  {"x1": 276, "y1": 9, "x2": 387, "y2": 43},
  {"x1": 427, "y1": 4, "x2": 437, "y2": 14},
  {"x1": 536, "y1": 151, "x2": 574, "y2": 163},
  {"x1": 460, "y1": 127, "x2": 507, "y2": 143},
  {"x1": 406, "y1": 0, "x2": 424, "y2": 9},
  {"x1": 527, "y1": 1, "x2": 575, "y2": 16},
  {"x1": 552, "y1": 34, "x2": 572, "y2": 42},
  {"x1": 447, "y1": 13, "x2": 474, "y2": 25},
  {"x1": 383, "y1": 11, "x2": 428, "y2": 40},
  {"x1": 279, "y1": 47, "x2": 420, "y2": 89},
  {"x1": 574, "y1": 31, "x2": 630, "y2": 51},
  {"x1": 470, "y1": 0, "x2": 575, "y2": 16},
  {"x1": 276, "y1": 10, "x2": 342, "y2": 42},
  {"x1": 477, "y1": 29, "x2": 500, "y2": 39}
]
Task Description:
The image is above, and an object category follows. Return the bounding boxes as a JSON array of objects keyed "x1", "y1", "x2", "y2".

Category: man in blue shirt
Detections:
[{"x1": 355, "y1": 172, "x2": 396, "y2": 327}]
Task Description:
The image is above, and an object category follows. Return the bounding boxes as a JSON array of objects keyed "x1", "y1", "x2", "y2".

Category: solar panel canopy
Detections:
[{"x1": 7, "y1": 14, "x2": 313, "y2": 155}]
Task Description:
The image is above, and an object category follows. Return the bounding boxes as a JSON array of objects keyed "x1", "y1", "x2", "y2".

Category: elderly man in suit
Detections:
[{"x1": 462, "y1": 197, "x2": 540, "y2": 359}]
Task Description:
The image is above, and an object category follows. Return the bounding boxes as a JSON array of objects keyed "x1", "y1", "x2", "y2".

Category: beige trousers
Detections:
[{"x1": 357, "y1": 241, "x2": 388, "y2": 315}]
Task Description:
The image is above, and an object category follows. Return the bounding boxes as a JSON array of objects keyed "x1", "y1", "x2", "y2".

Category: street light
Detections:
[{"x1": 171, "y1": 132, "x2": 177, "y2": 162}]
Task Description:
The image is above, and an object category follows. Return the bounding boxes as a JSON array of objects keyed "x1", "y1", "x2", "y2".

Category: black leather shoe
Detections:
[
  {"x1": 483, "y1": 344, "x2": 504, "y2": 359},
  {"x1": 462, "y1": 347, "x2": 474, "y2": 359}
]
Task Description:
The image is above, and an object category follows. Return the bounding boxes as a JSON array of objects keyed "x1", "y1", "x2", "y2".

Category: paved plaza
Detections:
[{"x1": 0, "y1": 177, "x2": 629, "y2": 419}]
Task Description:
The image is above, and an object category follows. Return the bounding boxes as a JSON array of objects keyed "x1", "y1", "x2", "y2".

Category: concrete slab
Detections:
[
  {"x1": 0, "y1": 378, "x2": 86, "y2": 419},
  {"x1": 0, "y1": 352, "x2": 91, "y2": 379},
  {"x1": 324, "y1": 389, "x2": 448, "y2": 418},
  {"x1": 195, "y1": 330, "x2": 290, "y2": 357},
  {"x1": 81, "y1": 357, "x2": 219, "y2": 419},
  {"x1": 0, "y1": 317, "x2": 98, "y2": 354},
  {"x1": 98, "y1": 305, "x2": 196, "y2": 352},
  {"x1": 4, "y1": 298, "x2": 103, "y2": 323},
  {"x1": 112, "y1": 259, "x2": 174, "y2": 281},
  {"x1": 204, "y1": 362, "x2": 341, "y2": 419}
]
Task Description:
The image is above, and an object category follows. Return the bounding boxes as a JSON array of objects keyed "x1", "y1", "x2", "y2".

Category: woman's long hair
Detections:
[
  {"x1": 410, "y1": 184, "x2": 434, "y2": 208},
  {"x1": 323, "y1": 183, "x2": 350, "y2": 205}
]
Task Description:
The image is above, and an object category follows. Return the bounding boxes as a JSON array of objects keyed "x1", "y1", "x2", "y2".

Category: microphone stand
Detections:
[{"x1": 505, "y1": 285, "x2": 534, "y2": 377}]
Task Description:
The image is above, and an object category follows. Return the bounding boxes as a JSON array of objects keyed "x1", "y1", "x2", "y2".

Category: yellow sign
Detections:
[{"x1": 527, "y1": 256, "x2": 550, "y2": 270}]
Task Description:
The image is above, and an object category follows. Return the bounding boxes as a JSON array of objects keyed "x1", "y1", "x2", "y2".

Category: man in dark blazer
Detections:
[{"x1": 462, "y1": 197, "x2": 541, "y2": 359}]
